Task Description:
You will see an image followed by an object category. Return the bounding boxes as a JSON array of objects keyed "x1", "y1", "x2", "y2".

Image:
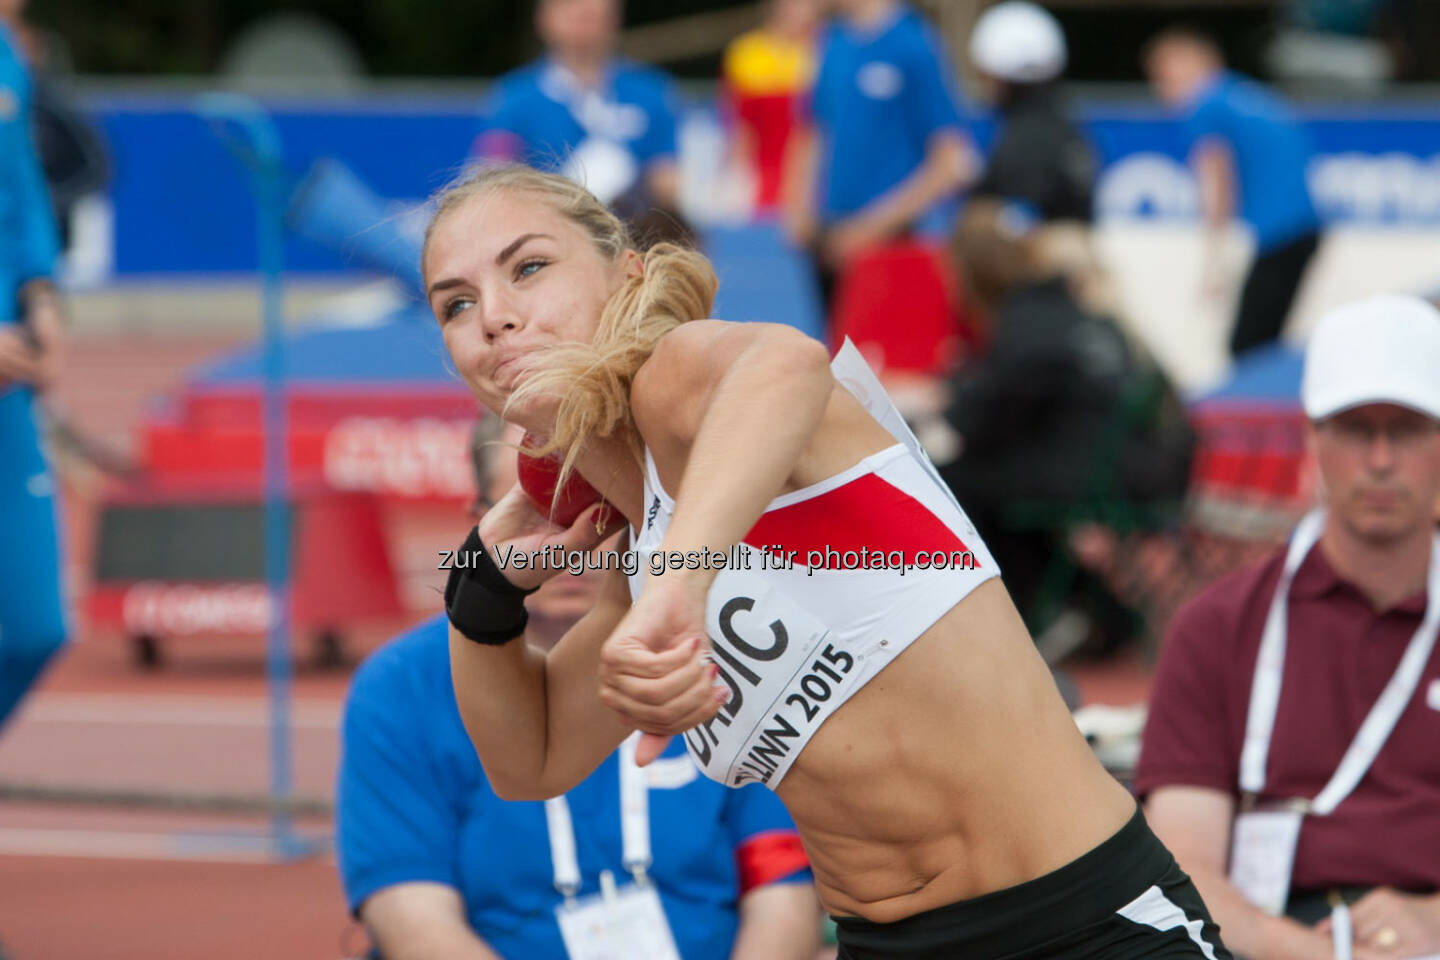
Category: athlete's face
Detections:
[
  {"x1": 425, "y1": 189, "x2": 634, "y2": 427},
  {"x1": 1311, "y1": 403, "x2": 1440, "y2": 546}
]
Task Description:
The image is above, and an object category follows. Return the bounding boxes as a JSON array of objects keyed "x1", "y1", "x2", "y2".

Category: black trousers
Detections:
[
  {"x1": 1230, "y1": 230, "x2": 1321, "y2": 358},
  {"x1": 834, "y1": 809, "x2": 1232, "y2": 960}
]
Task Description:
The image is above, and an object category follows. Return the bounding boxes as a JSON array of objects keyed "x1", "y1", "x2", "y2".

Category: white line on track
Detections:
[{"x1": 0, "y1": 827, "x2": 333, "y2": 863}]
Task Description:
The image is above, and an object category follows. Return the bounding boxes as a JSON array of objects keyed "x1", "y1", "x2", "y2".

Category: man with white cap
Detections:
[
  {"x1": 969, "y1": 1, "x2": 1095, "y2": 222},
  {"x1": 1136, "y1": 293, "x2": 1440, "y2": 960}
]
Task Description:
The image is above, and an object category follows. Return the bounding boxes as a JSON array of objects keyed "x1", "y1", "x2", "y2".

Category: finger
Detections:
[
  {"x1": 552, "y1": 503, "x2": 617, "y2": 552},
  {"x1": 601, "y1": 663, "x2": 726, "y2": 733},
  {"x1": 1354, "y1": 947, "x2": 1400, "y2": 960},
  {"x1": 601, "y1": 659, "x2": 721, "y2": 728},
  {"x1": 634, "y1": 733, "x2": 671, "y2": 767},
  {"x1": 602, "y1": 635, "x2": 704, "y2": 680},
  {"x1": 1348, "y1": 896, "x2": 1394, "y2": 933},
  {"x1": 604, "y1": 653, "x2": 712, "y2": 707}
]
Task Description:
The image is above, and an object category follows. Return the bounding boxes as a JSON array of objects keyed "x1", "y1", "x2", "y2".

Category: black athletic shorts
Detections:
[{"x1": 833, "y1": 808, "x2": 1232, "y2": 960}]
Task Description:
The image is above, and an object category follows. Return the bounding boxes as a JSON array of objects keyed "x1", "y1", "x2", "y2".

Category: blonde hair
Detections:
[{"x1": 423, "y1": 164, "x2": 718, "y2": 488}]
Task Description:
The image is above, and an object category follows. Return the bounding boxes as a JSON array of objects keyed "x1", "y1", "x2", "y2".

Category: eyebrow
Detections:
[
  {"x1": 495, "y1": 232, "x2": 554, "y2": 266},
  {"x1": 426, "y1": 233, "x2": 556, "y2": 299}
]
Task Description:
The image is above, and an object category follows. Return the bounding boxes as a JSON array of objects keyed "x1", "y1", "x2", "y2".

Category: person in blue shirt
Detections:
[
  {"x1": 785, "y1": 0, "x2": 974, "y2": 275},
  {"x1": 336, "y1": 418, "x2": 820, "y2": 960},
  {"x1": 475, "y1": 0, "x2": 687, "y2": 244},
  {"x1": 1144, "y1": 26, "x2": 1323, "y2": 358},
  {"x1": 0, "y1": 0, "x2": 68, "y2": 732}
]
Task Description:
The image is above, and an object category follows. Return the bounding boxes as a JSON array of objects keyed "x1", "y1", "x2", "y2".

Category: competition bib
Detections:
[{"x1": 683, "y1": 566, "x2": 866, "y2": 788}]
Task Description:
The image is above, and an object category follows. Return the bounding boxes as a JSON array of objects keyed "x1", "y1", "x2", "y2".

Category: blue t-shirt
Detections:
[
  {"x1": 478, "y1": 57, "x2": 679, "y2": 177},
  {"x1": 0, "y1": 24, "x2": 59, "y2": 323},
  {"x1": 337, "y1": 615, "x2": 810, "y2": 960},
  {"x1": 810, "y1": 5, "x2": 966, "y2": 229},
  {"x1": 1181, "y1": 70, "x2": 1319, "y2": 252}
]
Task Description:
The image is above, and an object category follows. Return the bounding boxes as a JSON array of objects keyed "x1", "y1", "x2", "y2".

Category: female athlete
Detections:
[{"x1": 427, "y1": 164, "x2": 1230, "y2": 959}]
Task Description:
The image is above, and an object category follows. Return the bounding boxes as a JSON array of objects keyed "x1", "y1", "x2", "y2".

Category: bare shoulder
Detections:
[{"x1": 632, "y1": 320, "x2": 829, "y2": 443}]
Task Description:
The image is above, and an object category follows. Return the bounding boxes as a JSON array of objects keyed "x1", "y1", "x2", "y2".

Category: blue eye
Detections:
[
  {"x1": 442, "y1": 297, "x2": 473, "y2": 322},
  {"x1": 516, "y1": 259, "x2": 547, "y2": 279}
]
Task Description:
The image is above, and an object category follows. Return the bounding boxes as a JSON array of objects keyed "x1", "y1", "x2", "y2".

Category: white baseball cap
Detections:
[
  {"x1": 969, "y1": 2, "x2": 1067, "y2": 84},
  {"x1": 1301, "y1": 294, "x2": 1440, "y2": 422}
]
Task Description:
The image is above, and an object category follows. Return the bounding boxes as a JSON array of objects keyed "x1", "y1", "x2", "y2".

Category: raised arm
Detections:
[
  {"x1": 639, "y1": 320, "x2": 834, "y2": 565},
  {"x1": 450, "y1": 552, "x2": 632, "y2": 801},
  {"x1": 599, "y1": 321, "x2": 836, "y2": 763}
]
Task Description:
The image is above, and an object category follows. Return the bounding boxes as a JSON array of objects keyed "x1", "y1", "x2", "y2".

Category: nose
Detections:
[
  {"x1": 478, "y1": 286, "x2": 523, "y2": 343},
  {"x1": 1366, "y1": 429, "x2": 1397, "y2": 473}
]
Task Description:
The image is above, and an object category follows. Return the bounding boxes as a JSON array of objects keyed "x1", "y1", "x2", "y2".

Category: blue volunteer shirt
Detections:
[
  {"x1": 0, "y1": 23, "x2": 59, "y2": 323},
  {"x1": 1181, "y1": 70, "x2": 1319, "y2": 252},
  {"x1": 810, "y1": 5, "x2": 966, "y2": 229},
  {"x1": 478, "y1": 57, "x2": 679, "y2": 175},
  {"x1": 337, "y1": 615, "x2": 810, "y2": 960}
]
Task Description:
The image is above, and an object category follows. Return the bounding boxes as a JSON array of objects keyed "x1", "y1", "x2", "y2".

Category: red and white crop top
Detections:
[{"x1": 627, "y1": 341, "x2": 999, "y2": 789}]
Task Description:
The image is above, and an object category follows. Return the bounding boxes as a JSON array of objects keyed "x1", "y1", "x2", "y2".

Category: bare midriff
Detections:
[{"x1": 775, "y1": 579, "x2": 1139, "y2": 924}]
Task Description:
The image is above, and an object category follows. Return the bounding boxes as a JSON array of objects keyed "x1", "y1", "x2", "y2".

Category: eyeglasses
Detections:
[{"x1": 1319, "y1": 417, "x2": 1440, "y2": 449}]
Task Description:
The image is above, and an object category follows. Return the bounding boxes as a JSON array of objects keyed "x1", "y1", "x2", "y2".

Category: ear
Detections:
[
  {"x1": 622, "y1": 249, "x2": 644, "y2": 280},
  {"x1": 1304, "y1": 421, "x2": 1329, "y2": 500}
]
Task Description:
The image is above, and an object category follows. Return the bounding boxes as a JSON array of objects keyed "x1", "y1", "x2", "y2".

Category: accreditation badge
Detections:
[
  {"x1": 1228, "y1": 808, "x2": 1302, "y2": 916},
  {"x1": 555, "y1": 878, "x2": 681, "y2": 960}
]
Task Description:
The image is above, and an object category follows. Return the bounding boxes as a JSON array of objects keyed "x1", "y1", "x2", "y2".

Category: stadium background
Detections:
[{"x1": 2, "y1": 1, "x2": 1438, "y2": 957}]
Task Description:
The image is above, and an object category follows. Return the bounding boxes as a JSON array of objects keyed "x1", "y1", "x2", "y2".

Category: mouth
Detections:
[
  {"x1": 493, "y1": 356, "x2": 523, "y2": 389},
  {"x1": 1357, "y1": 489, "x2": 1405, "y2": 510}
]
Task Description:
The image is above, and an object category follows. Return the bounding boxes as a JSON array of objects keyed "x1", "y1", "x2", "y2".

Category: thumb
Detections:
[
  {"x1": 555, "y1": 502, "x2": 613, "y2": 550},
  {"x1": 634, "y1": 733, "x2": 672, "y2": 767}
]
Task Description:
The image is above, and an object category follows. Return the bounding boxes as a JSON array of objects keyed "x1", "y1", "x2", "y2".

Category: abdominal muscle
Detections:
[{"x1": 775, "y1": 579, "x2": 1138, "y2": 924}]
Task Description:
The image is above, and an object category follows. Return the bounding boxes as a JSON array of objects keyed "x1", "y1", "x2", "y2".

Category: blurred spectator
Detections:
[
  {"x1": 337, "y1": 417, "x2": 820, "y2": 960},
  {"x1": 968, "y1": 1, "x2": 1095, "y2": 224},
  {"x1": 936, "y1": 199, "x2": 1193, "y2": 652},
  {"x1": 784, "y1": 0, "x2": 973, "y2": 296},
  {"x1": 11, "y1": 15, "x2": 107, "y2": 251},
  {"x1": 720, "y1": 0, "x2": 820, "y2": 218},
  {"x1": 1138, "y1": 295, "x2": 1440, "y2": 960},
  {"x1": 1144, "y1": 27, "x2": 1322, "y2": 360},
  {"x1": 0, "y1": 0, "x2": 68, "y2": 731},
  {"x1": 474, "y1": 0, "x2": 690, "y2": 245}
]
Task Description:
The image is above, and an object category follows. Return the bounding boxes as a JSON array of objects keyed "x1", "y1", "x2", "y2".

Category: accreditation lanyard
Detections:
[
  {"x1": 1229, "y1": 509, "x2": 1440, "y2": 930},
  {"x1": 543, "y1": 733, "x2": 652, "y2": 900},
  {"x1": 538, "y1": 61, "x2": 625, "y2": 141}
]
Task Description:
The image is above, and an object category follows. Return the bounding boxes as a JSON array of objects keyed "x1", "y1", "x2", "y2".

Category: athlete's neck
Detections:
[
  {"x1": 554, "y1": 47, "x2": 610, "y2": 89},
  {"x1": 843, "y1": 0, "x2": 899, "y2": 30},
  {"x1": 1319, "y1": 518, "x2": 1432, "y2": 612}
]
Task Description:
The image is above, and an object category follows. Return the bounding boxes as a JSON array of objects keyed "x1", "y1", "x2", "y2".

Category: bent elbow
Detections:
[
  {"x1": 487, "y1": 764, "x2": 583, "y2": 803},
  {"x1": 489, "y1": 777, "x2": 555, "y2": 803},
  {"x1": 770, "y1": 327, "x2": 832, "y2": 376}
]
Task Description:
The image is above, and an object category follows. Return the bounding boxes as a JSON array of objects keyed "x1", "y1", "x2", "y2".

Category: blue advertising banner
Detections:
[{"x1": 75, "y1": 91, "x2": 1440, "y2": 277}]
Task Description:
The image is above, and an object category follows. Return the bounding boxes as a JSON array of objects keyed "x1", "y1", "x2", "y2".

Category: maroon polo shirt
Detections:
[{"x1": 1135, "y1": 543, "x2": 1440, "y2": 892}]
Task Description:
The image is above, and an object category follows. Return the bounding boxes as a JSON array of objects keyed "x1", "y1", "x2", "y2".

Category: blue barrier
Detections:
[{"x1": 80, "y1": 91, "x2": 1440, "y2": 277}]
